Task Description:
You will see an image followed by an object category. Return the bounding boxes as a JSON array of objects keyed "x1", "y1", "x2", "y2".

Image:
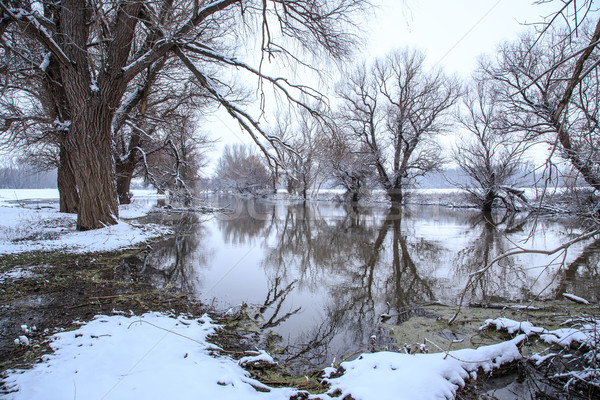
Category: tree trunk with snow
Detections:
[{"x1": 56, "y1": 0, "x2": 141, "y2": 229}]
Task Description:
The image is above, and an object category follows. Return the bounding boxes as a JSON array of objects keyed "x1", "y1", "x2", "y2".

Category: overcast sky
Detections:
[
  {"x1": 205, "y1": 0, "x2": 559, "y2": 170},
  {"x1": 365, "y1": 0, "x2": 556, "y2": 76}
]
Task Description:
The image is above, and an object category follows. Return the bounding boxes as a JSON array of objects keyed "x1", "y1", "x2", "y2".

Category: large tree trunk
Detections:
[
  {"x1": 65, "y1": 104, "x2": 119, "y2": 231},
  {"x1": 57, "y1": 0, "x2": 140, "y2": 230},
  {"x1": 57, "y1": 143, "x2": 79, "y2": 213},
  {"x1": 481, "y1": 190, "x2": 495, "y2": 213},
  {"x1": 387, "y1": 188, "x2": 403, "y2": 204}
]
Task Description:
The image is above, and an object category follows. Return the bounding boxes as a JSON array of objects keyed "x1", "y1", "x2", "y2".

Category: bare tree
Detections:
[
  {"x1": 337, "y1": 49, "x2": 461, "y2": 204},
  {"x1": 483, "y1": 20, "x2": 600, "y2": 195},
  {"x1": 113, "y1": 61, "x2": 213, "y2": 204},
  {"x1": 326, "y1": 123, "x2": 375, "y2": 202},
  {"x1": 140, "y1": 115, "x2": 213, "y2": 202},
  {"x1": 213, "y1": 144, "x2": 270, "y2": 194},
  {"x1": 271, "y1": 109, "x2": 328, "y2": 199},
  {"x1": 0, "y1": 0, "x2": 368, "y2": 230},
  {"x1": 454, "y1": 78, "x2": 529, "y2": 212},
  {"x1": 450, "y1": 1, "x2": 600, "y2": 332}
]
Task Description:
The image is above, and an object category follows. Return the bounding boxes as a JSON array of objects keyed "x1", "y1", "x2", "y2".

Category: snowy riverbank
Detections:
[
  {"x1": 3, "y1": 311, "x2": 598, "y2": 400},
  {"x1": 0, "y1": 313, "x2": 525, "y2": 400},
  {"x1": 0, "y1": 189, "x2": 168, "y2": 255},
  {"x1": 1, "y1": 190, "x2": 598, "y2": 399}
]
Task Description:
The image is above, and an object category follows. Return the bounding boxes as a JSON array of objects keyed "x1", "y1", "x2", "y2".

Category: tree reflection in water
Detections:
[
  {"x1": 256, "y1": 204, "x2": 443, "y2": 369},
  {"x1": 121, "y1": 212, "x2": 214, "y2": 295},
  {"x1": 130, "y1": 197, "x2": 599, "y2": 372},
  {"x1": 452, "y1": 210, "x2": 598, "y2": 304}
]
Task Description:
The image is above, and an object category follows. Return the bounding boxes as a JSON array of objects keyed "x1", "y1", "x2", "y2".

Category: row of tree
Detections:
[
  {"x1": 0, "y1": 159, "x2": 57, "y2": 188},
  {"x1": 1, "y1": 0, "x2": 598, "y2": 228},
  {"x1": 213, "y1": 14, "x2": 599, "y2": 213},
  {"x1": 0, "y1": 0, "x2": 368, "y2": 230}
]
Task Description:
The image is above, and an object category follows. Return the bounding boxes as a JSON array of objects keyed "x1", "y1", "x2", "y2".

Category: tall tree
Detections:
[
  {"x1": 113, "y1": 60, "x2": 212, "y2": 204},
  {"x1": 326, "y1": 123, "x2": 375, "y2": 202},
  {"x1": 483, "y1": 21, "x2": 600, "y2": 193},
  {"x1": 337, "y1": 49, "x2": 461, "y2": 203},
  {"x1": 271, "y1": 109, "x2": 328, "y2": 199},
  {"x1": 454, "y1": 78, "x2": 528, "y2": 212},
  {"x1": 0, "y1": 0, "x2": 368, "y2": 230},
  {"x1": 139, "y1": 114, "x2": 213, "y2": 202}
]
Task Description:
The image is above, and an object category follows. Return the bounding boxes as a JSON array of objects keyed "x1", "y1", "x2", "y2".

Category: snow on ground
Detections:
[
  {"x1": 2, "y1": 313, "x2": 296, "y2": 400},
  {"x1": 483, "y1": 316, "x2": 600, "y2": 390},
  {"x1": 324, "y1": 339, "x2": 523, "y2": 400},
  {"x1": 0, "y1": 189, "x2": 60, "y2": 204},
  {"x1": 2, "y1": 312, "x2": 528, "y2": 400},
  {"x1": 0, "y1": 190, "x2": 168, "y2": 255},
  {"x1": 482, "y1": 316, "x2": 600, "y2": 348},
  {"x1": 0, "y1": 265, "x2": 41, "y2": 283},
  {"x1": 0, "y1": 188, "x2": 163, "y2": 205}
]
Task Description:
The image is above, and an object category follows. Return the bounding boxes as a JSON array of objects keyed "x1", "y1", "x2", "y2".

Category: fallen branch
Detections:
[{"x1": 449, "y1": 228, "x2": 600, "y2": 325}]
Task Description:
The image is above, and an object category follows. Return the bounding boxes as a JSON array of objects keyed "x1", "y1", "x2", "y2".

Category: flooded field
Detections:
[{"x1": 132, "y1": 195, "x2": 600, "y2": 371}]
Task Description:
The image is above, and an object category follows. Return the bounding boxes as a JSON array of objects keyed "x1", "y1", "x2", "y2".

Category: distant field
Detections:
[{"x1": 0, "y1": 189, "x2": 164, "y2": 202}]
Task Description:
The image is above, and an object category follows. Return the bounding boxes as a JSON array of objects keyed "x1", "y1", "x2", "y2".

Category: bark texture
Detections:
[{"x1": 57, "y1": 144, "x2": 79, "y2": 213}]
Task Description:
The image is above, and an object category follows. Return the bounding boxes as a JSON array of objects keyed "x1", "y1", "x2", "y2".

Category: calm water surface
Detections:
[{"x1": 135, "y1": 195, "x2": 599, "y2": 370}]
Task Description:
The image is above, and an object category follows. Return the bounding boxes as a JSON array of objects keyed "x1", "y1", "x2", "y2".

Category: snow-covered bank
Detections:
[
  {"x1": 8, "y1": 312, "x2": 597, "y2": 400},
  {"x1": 2, "y1": 312, "x2": 525, "y2": 400},
  {"x1": 0, "y1": 193, "x2": 169, "y2": 255},
  {"x1": 483, "y1": 316, "x2": 600, "y2": 392},
  {"x1": 1, "y1": 313, "x2": 296, "y2": 400},
  {"x1": 323, "y1": 340, "x2": 523, "y2": 400},
  {"x1": 0, "y1": 188, "x2": 164, "y2": 204}
]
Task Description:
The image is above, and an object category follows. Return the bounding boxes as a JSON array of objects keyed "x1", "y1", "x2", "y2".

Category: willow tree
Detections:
[
  {"x1": 337, "y1": 49, "x2": 461, "y2": 204},
  {"x1": 0, "y1": 0, "x2": 367, "y2": 230},
  {"x1": 483, "y1": 19, "x2": 600, "y2": 193}
]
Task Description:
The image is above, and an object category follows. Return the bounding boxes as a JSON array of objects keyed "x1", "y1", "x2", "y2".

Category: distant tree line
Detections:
[
  {"x1": 0, "y1": 160, "x2": 57, "y2": 189},
  {"x1": 213, "y1": 4, "x2": 599, "y2": 214}
]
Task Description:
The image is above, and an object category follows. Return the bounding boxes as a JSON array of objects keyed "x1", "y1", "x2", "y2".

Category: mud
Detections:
[{"x1": 0, "y1": 247, "x2": 208, "y2": 372}]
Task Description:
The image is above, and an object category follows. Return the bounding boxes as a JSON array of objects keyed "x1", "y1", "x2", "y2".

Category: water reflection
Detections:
[{"x1": 133, "y1": 196, "x2": 598, "y2": 371}]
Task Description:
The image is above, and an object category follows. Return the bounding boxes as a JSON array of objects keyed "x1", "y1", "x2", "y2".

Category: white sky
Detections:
[
  {"x1": 364, "y1": 0, "x2": 556, "y2": 76},
  {"x1": 204, "y1": 0, "x2": 559, "y2": 172}
]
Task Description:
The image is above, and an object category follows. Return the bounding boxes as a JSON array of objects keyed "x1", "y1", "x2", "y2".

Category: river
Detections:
[{"x1": 133, "y1": 194, "x2": 599, "y2": 372}]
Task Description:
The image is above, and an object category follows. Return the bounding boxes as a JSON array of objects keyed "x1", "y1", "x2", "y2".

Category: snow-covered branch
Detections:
[
  {"x1": 0, "y1": 4, "x2": 72, "y2": 66},
  {"x1": 174, "y1": 46, "x2": 292, "y2": 169}
]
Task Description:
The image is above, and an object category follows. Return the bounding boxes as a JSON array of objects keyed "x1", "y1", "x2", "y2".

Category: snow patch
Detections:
[
  {"x1": 0, "y1": 266, "x2": 39, "y2": 283},
  {"x1": 0, "y1": 201, "x2": 169, "y2": 254},
  {"x1": 480, "y1": 317, "x2": 547, "y2": 336},
  {"x1": 2, "y1": 313, "x2": 296, "y2": 400},
  {"x1": 238, "y1": 350, "x2": 276, "y2": 367},
  {"x1": 325, "y1": 339, "x2": 523, "y2": 400},
  {"x1": 39, "y1": 52, "x2": 51, "y2": 71}
]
